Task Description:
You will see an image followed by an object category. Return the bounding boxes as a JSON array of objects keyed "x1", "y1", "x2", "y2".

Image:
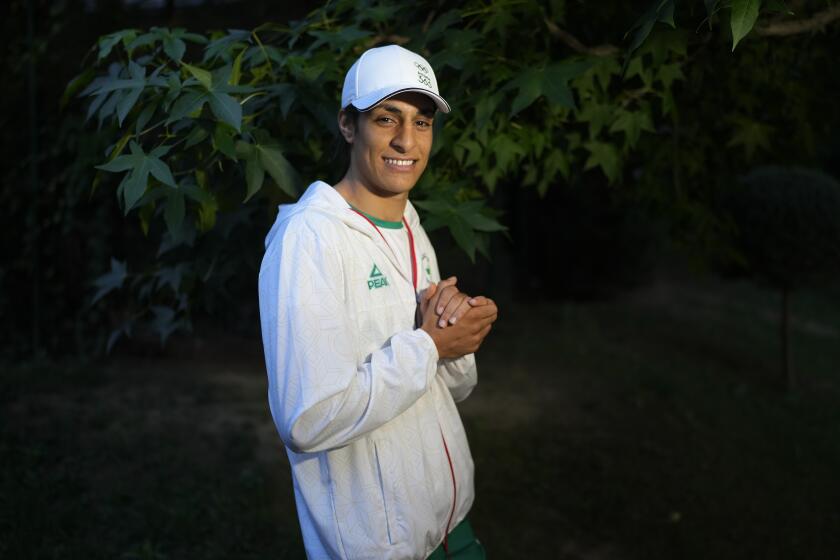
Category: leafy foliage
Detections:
[{"x1": 64, "y1": 0, "x2": 821, "y2": 351}]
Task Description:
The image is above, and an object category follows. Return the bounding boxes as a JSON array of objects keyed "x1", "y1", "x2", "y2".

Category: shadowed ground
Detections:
[{"x1": 3, "y1": 275, "x2": 839, "y2": 559}]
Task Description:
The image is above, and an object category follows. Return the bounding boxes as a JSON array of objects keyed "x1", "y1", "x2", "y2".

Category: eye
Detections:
[
  {"x1": 416, "y1": 120, "x2": 432, "y2": 128},
  {"x1": 377, "y1": 116, "x2": 396, "y2": 124}
]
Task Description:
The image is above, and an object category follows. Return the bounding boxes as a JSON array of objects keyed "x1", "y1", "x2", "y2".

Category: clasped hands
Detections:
[{"x1": 418, "y1": 276, "x2": 498, "y2": 359}]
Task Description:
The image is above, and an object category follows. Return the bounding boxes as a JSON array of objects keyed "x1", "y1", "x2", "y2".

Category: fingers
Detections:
[
  {"x1": 464, "y1": 300, "x2": 498, "y2": 321},
  {"x1": 418, "y1": 282, "x2": 438, "y2": 318},
  {"x1": 420, "y1": 282, "x2": 438, "y2": 305},
  {"x1": 445, "y1": 296, "x2": 473, "y2": 326},
  {"x1": 433, "y1": 284, "x2": 461, "y2": 316},
  {"x1": 427, "y1": 277, "x2": 454, "y2": 314},
  {"x1": 467, "y1": 296, "x2": 492, "y2": 306},
  {"x1": 436, "y1": 276, "x2": 457, "y2": 293},
  {"x1": 439, "y1": 293, "x2": 470, "y2": 327}
]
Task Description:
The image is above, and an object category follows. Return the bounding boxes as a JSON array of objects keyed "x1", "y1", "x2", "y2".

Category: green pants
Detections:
[{"x1": 426, "y1": 518, "x2": 486, "y2": 559}]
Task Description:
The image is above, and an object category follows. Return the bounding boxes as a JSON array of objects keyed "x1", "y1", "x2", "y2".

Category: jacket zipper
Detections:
[{"x1": 352, "y1": 207, "x2": 456, "y2": 553}]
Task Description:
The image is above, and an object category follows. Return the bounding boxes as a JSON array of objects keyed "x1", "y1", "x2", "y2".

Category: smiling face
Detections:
[{"x1": 339, "y1": 91, "x2": 436, "y2": 199}]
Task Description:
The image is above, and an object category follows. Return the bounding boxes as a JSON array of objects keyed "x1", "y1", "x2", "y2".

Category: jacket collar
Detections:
[{"x1": 267, "y1": 181, "x2": 421, "y2": 287}]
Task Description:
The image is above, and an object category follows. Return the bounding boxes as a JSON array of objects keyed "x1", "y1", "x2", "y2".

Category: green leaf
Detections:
[
  {"x1": 235, "y1": 140, "x2": 254, "y2": 159},
  {"x1": 98, "y1": 31, "x2": 136, "y2": 60},
  {"x1": 609, "y1": 109, "x2": 655, "y2": 149},
  {"x1": 411, "y1": 199, "x2": 451, "y2": 214},
  {"x1": 203, "y1": 29, "x2": 250, "y2": 63},
  {"x1": 627, "y1": 18, "x2": 656, "y2": 57},
  {"x1": 489, "y1": 134, "x2": 527, "y2": 173},
  {"x1": 180, "y1": 181, "x2": 211, "y2": 204},
  {"x1": 116, "y1": 64, "x2": 146, "y2": 126},
  {"x1": 150, "y1": 305, "x2": 180, "y2": 345},
  {"x1": 156, "y1": 263, "x2": 187, "y2": 294},
  {"x1": 197, "y1": 193, "x2": 218, "y2": 232},
  {"x1": 656, "y1": 63, "x2": 685, "y2": 89},
  {"x1": 624, "y1": 56, "x2": 653, "y2": 88},
  {"x1": 658, "y1": 0, "x2": 676, "y2": 27},
  {"x1": 208, "y1": 91, "x2": 242, "y2": 131},
  {"x1": 449, "y1": 215, "x2": 477, "y2": 262},
  {"x1": 462, "y1": 208, "x2": 507, "y2": 232},
  {"x1": 543, "y1": 80, "x2": 575, "y2": 110},
  {"x1": 538, "y1": 149, "x2": 571, "y2": 196},
  {"x1": 124, "y1": 158, "x2": 152, "y2": 212},
  {"x1": 455, "y1": 139, "x2": 483, "y2": 167},
  {"x1": 584, "y1": 140, "x2": 622, "y2": 183},
  {"x1": 213, "y1": 124, "x2": 237, "y2": 160},
  {"x1": 244, "y1": 156, "x2": 265, "y2": 202},
  {"x1": 182, "y1": 62, "x2": 212, "y2": 90},
  {"x1": 257, "y1": 146, "x2": 298, "y2": 197},
  {"x1": 577, "y1": 102, "x2": 615, "y2": 138},
  {"x1": 727, "y1": 116, "x2": 773, "y2": 159},
  {"x1": 96, "y1": 154, "x2": 134, "y2": 173},
  {"x1": 95, "y1": 141, "x2": 176, "y2": 213},
  {"x1": 542, "y1": 61, "x2": 590, "y2": 110},
  {"x1": 135, "y1": 102, "x2": 156, "y2": 135},
  {"x1": 625, "y1": 0, "x2": 675, "y2": 56},
  {"x1": 230, "y1": 48, "x2": 245, "y2": 85},
  {"x1": 165, "y1": 191, "x2": 186, "y2": 235},
  {"x1": 163, "y1": 34, "x2": 186, "y2": 62},
  {"x1": 474, "y1": 92, "x2": 503, "y2": 133},
  {"x1": 149, "y1": 158, "x2": 177, "y2": 188},
  {"x1": 92, "y1": 258, "x2": 127, "y2": 304},
  {"x1": 184, "y1": 126, "x2": 209, "y2": 149},
  {"x1": 61, "y1": 68, "x2": 95, "y2": 109},
  {"x1": 127, "y1": 31, "x2": 159, "y2": 52},
  {"x1": 592, "y1": 57, "x2": 622, "y2": 91},
  {"x1": 730, "y1": 0, "x2": 761, "y2": 51},
  {"x1": 107, "y1": 321, "x2": 133, "y2": 354},
  {"x1": 508, "y1": 69, "x2": 542, "y2": 116},
  {"x1": 167, "y1": 92, "x2": 208, "y2": 124}
]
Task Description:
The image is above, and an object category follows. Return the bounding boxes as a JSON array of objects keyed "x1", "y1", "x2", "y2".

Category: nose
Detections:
[{"x1": 389, "y1": 123, "x2": 415, "y2": 154}]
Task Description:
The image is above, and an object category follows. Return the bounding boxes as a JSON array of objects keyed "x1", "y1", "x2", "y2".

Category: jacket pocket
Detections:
[{"x1": 373, "y1": 440, "x2": 397, "y2": 545}]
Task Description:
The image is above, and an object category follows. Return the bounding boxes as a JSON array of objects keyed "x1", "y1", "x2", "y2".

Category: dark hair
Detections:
[
  {"x1": 330, "y1": 105, "x2": 360, "y2": 173},
  {"x1": 343, "y1": 105, "x2": 360, "y2": 126}
]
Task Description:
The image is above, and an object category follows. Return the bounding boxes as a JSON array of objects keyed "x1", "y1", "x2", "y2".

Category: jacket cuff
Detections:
[{"x1": 415, "y1": 327, "x2": 440, "y2": 364}]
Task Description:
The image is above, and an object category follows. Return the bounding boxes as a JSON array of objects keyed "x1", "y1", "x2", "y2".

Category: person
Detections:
[{"x1": 258, "y1": 44, "x2": 498, "y2": 560}]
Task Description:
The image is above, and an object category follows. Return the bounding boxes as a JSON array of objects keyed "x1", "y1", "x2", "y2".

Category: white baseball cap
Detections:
[{"x1": 341, "y1": 44, "x2": 451, "y2": 114}]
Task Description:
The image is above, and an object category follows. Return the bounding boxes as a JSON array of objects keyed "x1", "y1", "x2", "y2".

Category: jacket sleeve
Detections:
[
  {"x1": 437, "y1": 355, "x2": 478, "y2": 402},
  {"x1": 258, "y1": 219, "x2": 439, "y2": 454}
]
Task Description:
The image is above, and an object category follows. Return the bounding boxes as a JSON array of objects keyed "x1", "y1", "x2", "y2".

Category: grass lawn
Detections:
[{"x1": 2, "y1": 275, "x2": 839, "y2": 559}]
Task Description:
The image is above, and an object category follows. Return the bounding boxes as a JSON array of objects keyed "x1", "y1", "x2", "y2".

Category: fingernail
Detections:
[
  {"x1": 449, "y1": 317, "x2": 457, "y2": 325},
  {"x1": 437, "y1": 307, "x2": 443, "y2": 314},
  {"x1": 469, "y1": 298, "x2": 477, "y2": 305},
  {"x1": 438, "y1": 319, "x2": 446, "y2": 328}
]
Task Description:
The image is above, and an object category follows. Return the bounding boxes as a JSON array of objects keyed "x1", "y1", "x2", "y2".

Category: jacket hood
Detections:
[{"x1": 264, "y1": 180, "x2": 423, "y2": 249}]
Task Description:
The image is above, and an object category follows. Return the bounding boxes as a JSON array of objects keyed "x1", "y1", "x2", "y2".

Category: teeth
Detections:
[{"x1": 384, "y1": 158, "x2": 414, "y2": 167}]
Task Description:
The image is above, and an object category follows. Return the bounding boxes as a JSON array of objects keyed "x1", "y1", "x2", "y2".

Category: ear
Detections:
[{"x1": 337, "y1": 109, "x2": 355, "y2": 144}]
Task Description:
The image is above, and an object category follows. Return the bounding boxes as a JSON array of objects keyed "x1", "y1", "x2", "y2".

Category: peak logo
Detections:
[{"x1": 367, "y1": 264, "x2": 389, "y2": 290}]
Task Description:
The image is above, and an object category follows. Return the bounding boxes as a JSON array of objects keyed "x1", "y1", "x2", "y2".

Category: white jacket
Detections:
[{"x1": 258, "y1": 181, "x2": 478, "y2": 559}]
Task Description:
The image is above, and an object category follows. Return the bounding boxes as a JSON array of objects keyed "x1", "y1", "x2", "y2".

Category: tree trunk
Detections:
[{"x1": 781, "y1": 287, "x2": 795, "y2": 391}]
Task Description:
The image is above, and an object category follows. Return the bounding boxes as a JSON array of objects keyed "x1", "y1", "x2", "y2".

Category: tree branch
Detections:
[
  {"x1": 544, "y1": 19, "x2": 620, "y2": 57},
  {"x1": 543, "y1": 4, "x2": 840, "y2": 58},
  {"x1": 755, "y1": 4, "x2": 840, "y2": 37}
]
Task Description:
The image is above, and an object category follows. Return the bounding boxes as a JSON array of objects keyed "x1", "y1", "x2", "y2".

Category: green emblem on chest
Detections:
[
  {"x1": 421, "y1": 254, "x2": 432, "y2": 282},
  {"x1": 367, "y1": 263, "x2": 389, "y2": 290}
]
